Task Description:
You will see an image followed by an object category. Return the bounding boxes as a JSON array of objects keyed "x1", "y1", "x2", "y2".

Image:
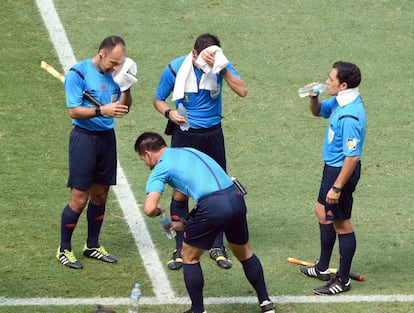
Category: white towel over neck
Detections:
[{"x1": 172, "y1": 45, "x2": 229, "y2": 101}]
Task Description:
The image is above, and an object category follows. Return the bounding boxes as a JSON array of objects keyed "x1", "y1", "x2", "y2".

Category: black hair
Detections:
[
  {"x1": 98, "y1": 35, "x2": 125, "y2": 52},
  {"x1": 333, "y1": 61, "x2": 361, "y2": 88},
  {"x1": 193, "y1": 33, "x2": 221, "y2": 53},
  {"x1": 134, "y1": 132, "x2": 167, "y2": 155}
]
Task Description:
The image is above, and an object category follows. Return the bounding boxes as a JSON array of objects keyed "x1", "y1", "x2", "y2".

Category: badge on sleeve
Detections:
[
  {"x1": 347, "y1": 138, "x2": 357, "y2": 151},
  {"x1": 328, "y1": 127, "x2": 334, "y2": 144}
]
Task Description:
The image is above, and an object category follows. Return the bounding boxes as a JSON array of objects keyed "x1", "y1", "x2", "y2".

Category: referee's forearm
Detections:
[
  {"x1": 154, "y1": 98, "x2": 170, "y2": 115},
  {"x1": 308, "y1": 96, "x2": 321, "y2": 116},
  {"x1": 120, "y1": 89, "x2": 132, "y2": 108},
  {"x1": 334, "y1": 156, "x2": 360, "y2": 188}
]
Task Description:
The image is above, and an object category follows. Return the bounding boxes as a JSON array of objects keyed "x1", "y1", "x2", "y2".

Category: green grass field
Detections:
[{"x1": 1, "y1": 0, "x2": 413, "y2": 312}]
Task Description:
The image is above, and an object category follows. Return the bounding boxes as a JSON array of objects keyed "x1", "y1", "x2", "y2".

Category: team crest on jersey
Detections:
[
  {"x1": 347, "y1": 138, "x2": 357, "y2": 151},
  {"x1": 182, "y1": 94, "x2": 190, "y2": 103}
]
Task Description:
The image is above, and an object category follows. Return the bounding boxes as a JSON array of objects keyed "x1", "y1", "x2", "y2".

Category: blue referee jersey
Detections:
[
  {"x1": 320, "y1": 88, "x2": 366, "y2": 167},
  {"x1": 64, "y1": 59, "x2": 121, "y2": 131},
  {"x1": 155, "y1": 56, "x2": 241, "y2": 129},
  {"x1": 145, "y1": 147, "x2": 233, "y2": 203}
]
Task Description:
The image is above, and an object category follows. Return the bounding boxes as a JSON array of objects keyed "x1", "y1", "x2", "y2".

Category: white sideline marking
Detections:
[
  {"x1": 2, "y1": 294, "x2": 414, "y2": 306},
  {"x1": 113, "y1": 164, "x2": 175, "y2": 299},
  {"x1": 35, "y1": 0, "x2": 76, "y2": 72},
  {"x1": 11, "y1": 0, "x2": 411, "y2": 308},
  {"x1": 35, "y1": 0, "x2": 174, "y2": 300}
]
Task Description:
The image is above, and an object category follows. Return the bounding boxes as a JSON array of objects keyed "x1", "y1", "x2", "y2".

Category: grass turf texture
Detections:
[{"x1": 0, "y1": 0, "x2": 413, "y2": 312}]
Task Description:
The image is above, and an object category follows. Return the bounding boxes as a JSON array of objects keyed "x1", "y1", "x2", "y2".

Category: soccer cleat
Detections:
[
  {"x1": 260, "y1": 300, "x2": 276, "y2": 313},
  {"x1": 209, "y1": 246, "x2": 232, "y2": 269},
  {"x1": 299, "y1": 262, "x2": 331, "y2": 281},
  {"x1": 56, "y1": 247, "x2": 83, "y2": 269},
  {"x1": 167, "y1": 249, "x2": 183, "y2": 270},
  {"x1": 83, "y1": 245, "x2": 117, "y2": 263},
  {"x1": 313, "y1": 276, "x2": 351, "y2": 295}
]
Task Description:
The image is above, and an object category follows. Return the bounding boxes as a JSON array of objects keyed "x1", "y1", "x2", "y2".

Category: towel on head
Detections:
[
  {"x1": 172, "y1": 45, "x2": 229, "y2": 101},
  {"x1": 197, "y1": 45, "x2": 229, "y2": 90},
  {"x1": 196, "y1": 45, "x2": 229, "y2": 74}
]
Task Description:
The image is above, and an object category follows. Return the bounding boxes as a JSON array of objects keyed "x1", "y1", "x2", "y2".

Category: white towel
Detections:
[
  {"x1": 212, "y1": 47, "x2": 229, "y2": 74},
  {"x1": 172, "y1": 52, "x2": 198, "y2": 101},
  {"x1": 196, "y1": 45, "x2": 229, "y2": 74},
  {"x1": 172, "y1": 46, "x2": 229, "y2": 101},
  {"x1": 337, "y1": 87, "x2": 360, "y2": 106},
  {"x1": 198, "y1": 45, "x2": 229, "y2": 90}
]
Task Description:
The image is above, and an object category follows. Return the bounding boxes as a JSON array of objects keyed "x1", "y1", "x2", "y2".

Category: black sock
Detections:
[
  {"x1": 170, "y1": 197, "x2": 188, "y2": 250},
  {"x1": 241, "y1": 254, "x2": 270, "y2": 304},
  {"x1": 212, "y1": 231, "x2": 225, "y2": 249},
  {"x1": 183, "y1": 263, "x2": 204, "y2": 313},
  {"x1": 86, "y1": 202, "x2": 106, "y2": 248},
  {"x1": 338, "y1": 232, "x2": 356, "y2": 282},
  {"x1": 318, "y1": 223, "x2": 336, "y2": 271},
  {"x1": 60, "y1": 204, "x2": 80, "y2": 251}
]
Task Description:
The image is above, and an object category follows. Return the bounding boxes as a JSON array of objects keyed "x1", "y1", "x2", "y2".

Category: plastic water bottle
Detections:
[
  {"x1": 177, "y1": 103, "x2": 190, "y2": 131},
  {"x1": 128, "y1": 283, "x2": 141, "y2": 313},
  {"x1": 298, "y1": 83, "x2": 328, "y2": 98},
  {"x1": 160, "y1": 213, "x2": 176, "y2": 239}
]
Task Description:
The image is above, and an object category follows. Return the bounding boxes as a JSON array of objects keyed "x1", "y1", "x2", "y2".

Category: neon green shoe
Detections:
[
  {"x1": 83, "y1": 245, "x2": 117, "y2": 263},
  {"x1": 209, "y1": 247, "x2": 232, "y2": 269},
  {"x1": 56, "y1": 247, "x2": 83, "y2": 269},
  {"x1": 167, "y1": 249, "x2": 183, "y2": 270}
]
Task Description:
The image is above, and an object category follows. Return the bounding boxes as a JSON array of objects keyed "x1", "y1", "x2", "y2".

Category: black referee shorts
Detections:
[
  {"x1": 317, "y1": 162, "x2": 361, "y2": 221},
  {"x1": 184, "y1": 185, "x2": 249, "y2": 250},
  {"x1": 171, "y1": 123, "x2": 226, "y2": 171},
  {"x1": 67, "y1": 126, "x2": 117, "y2": 190}
]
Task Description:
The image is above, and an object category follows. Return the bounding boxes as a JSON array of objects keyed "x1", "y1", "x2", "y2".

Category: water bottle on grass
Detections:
[{"x1": 128, "y1": 283, "x2": 141, "y2": 313}]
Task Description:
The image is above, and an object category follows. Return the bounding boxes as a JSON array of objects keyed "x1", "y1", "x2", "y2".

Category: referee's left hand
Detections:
[
  {"x1": 101, "y1": 102, "x2": 129, "y2": 118},
  {"x1": 326, "y1": 188, "x2": 340, "y2": 204},
  {"x1": 171, "y1": 221, "x2": 186, "y2": 231}
]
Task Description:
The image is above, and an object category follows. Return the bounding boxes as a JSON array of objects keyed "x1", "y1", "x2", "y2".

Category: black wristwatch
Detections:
[
  {"x1": 95, "y1": 107, "x2": 102, "y2": 116},
  {"x1": 332, "y1": 185, "x2": 342, "y2": 193},
  {"x1": 219, "y1": 67, "x2": 227, "y2": 76},
  {"x1": 155, "y1": 207, "x2": 162, "y2": 216},
  {"x1": 164, "y1": 109, "x2": 171, "y2": 119}
]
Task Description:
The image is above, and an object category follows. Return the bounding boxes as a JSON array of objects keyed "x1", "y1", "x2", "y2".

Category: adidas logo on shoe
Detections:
[
  {"x1": 167, "y1": 249, "x2": 183, "y2": 270},
  {"x1": 83, "y1": 245, "x2": 117, "y2": 263},
  {"x1": 260, "y1": 300, "x2": 275, "y2": 313},
  {"x1": 299, "y1": 262, "x2": 331, "y2": 281},
  {"x1": 313, "y1": 276, "x2": 351, "y2": 295},
  {"x1": 56, "y1": 247, "x2": 83, "y2": 269},
  {"x1": 209, "y1": 247, "x2": 232, "y2": 269}
]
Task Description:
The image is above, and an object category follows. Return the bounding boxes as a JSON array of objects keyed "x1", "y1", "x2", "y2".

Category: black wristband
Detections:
[
  {"x1": 332, "y1": 185, "x2": 342, "y2": 193},
  {"x1": 164, "y1": 109, "x2": 171, "y2": 119},
  {"x1": 219, "y1": 68, "x2": 227, "y2": 76},
  {"x1": 95, "y1": 107, "x2": 102, "y2": 116},
  {"x1": 155, "y1": 207, "x2": 162, "y2": 216}
]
